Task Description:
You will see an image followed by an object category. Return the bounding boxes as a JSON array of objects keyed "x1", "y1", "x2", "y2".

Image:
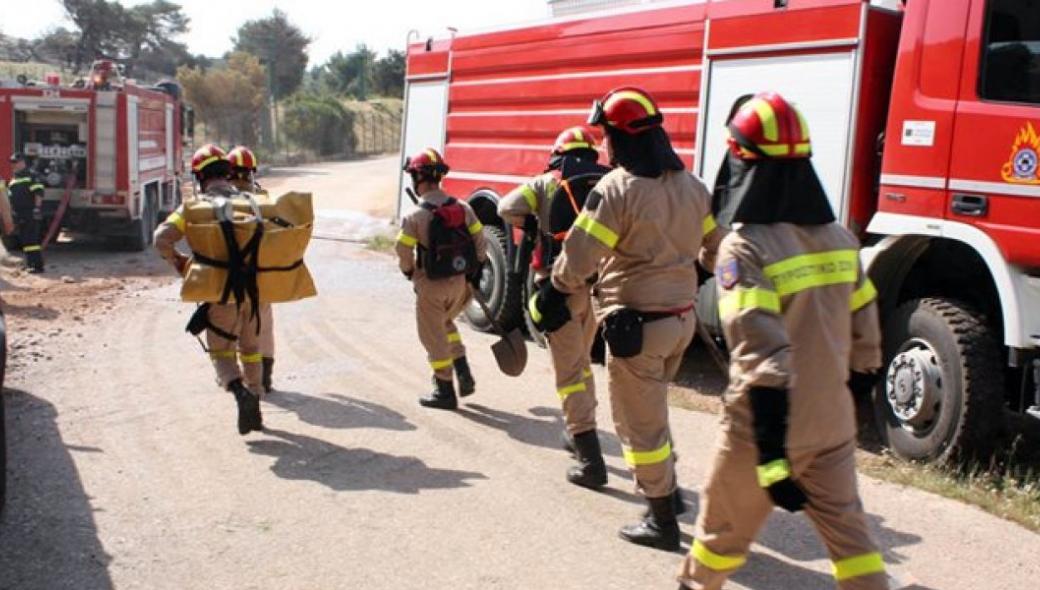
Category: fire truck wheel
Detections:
[
  {"x1": 874, "y1": 298, "x2": 1006, "y2": 464},
  {"x1": 124, "y1": 192, "x2": 158, "y2": 252},
  {"x1": 463, "y1": 225, "x2": 522, "y2": 333},
  {"x1": 522, "y1": 271, "x2": 548, "y2": 349}
]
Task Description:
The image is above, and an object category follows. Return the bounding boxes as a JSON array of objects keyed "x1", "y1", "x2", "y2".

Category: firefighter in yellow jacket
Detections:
[
  {"x1": 154, "y1": 144, "x2": 263, "y2": 435},
  {"x1": 677, "y1": 93, "x2": 887, "y2": 590},
  {"x1": 534, "y1": 88, "x2": 723, "y2": 550},
  {"x1": 226, "y1": 145, "x2": 275, "y2": 393},
  {"x1": 396, "y1": 148, "x2": 487, "y2": 410},
  {"x1": 498, "y1": 126, "x2": 612, "y2": 489}
]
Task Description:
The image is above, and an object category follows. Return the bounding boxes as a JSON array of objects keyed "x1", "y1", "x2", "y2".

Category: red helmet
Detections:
[
  {"x1": 587, "y1": 87, "x2": 663, "y2": 135},
  {"x1": 227, "y1": 146, "x2": 258, "y2": 170},
  {"x1": 552, "y1": 126, "x2": 598, "y2": 155},
  {"x1": 403, "y1": 148, "x2": 449, "y2": 179},
  {"x1": 191, "y1": 144, "x2": 227, "y2": 173},
  {"x1": 727, "y1": 92, "x2": 812, "y2": 160}
]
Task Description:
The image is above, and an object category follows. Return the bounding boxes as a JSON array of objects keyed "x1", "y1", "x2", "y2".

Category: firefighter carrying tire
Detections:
[
  {"x1": 461, "y1": 220, "x2": 523, "y2": 333},
  {"x1": 873, "y1": 297, "x2": 1006, "y2": 463}
]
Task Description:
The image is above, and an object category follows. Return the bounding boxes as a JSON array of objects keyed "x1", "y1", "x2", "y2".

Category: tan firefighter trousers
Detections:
[
  {"x1": 546, "y1": 285, "x2": 598, "y2": 436},
  {"x1": 415, "y1": 276, "x2": 471, "y2": 381},
  {"x1": 677, "y1": 437, "x2": 887, "y2": 590},
  {"x1": 258, "y1": 304, "x2": 274, "y2": 359},
  {"x1": 205, "y1": 302, "x2": 263, "y2": 393},
  {"x1": 608, "y1": 312, "x2": 695, "y2": 499}
]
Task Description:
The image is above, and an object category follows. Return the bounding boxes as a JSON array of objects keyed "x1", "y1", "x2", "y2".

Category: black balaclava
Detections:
[
  {"x1": 546, "y1": 148, "x2": 599, "y2": 173},
  {"x1": 606, "y1": 125, "x2": 685, "y2": 179},
  {"x1": 712, "y1": 154, "x2": 835, "y2": 227}
]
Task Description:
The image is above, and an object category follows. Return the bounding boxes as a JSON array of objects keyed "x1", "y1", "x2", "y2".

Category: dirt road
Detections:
[{"x1": 1, "y1": 159, "x2": 1037, "y2": 589}]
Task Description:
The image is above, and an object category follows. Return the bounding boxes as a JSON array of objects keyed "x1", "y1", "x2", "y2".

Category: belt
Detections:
[{"x1": 640, "y1": 304, "x2": 695, "y2": 323}]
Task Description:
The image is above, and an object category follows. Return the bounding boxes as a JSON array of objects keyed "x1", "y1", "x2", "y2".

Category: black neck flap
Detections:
[
  {"x1": 711, "y1": 152, "x2": 835, "y2": 227},
  {"x1": 607, "y1": 126, "x2": 685, "y2": 179}
]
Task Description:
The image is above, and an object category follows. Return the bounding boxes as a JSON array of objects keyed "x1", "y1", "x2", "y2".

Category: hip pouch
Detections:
[{"x1": 602, "y1": 308, "x2": 643, "y2": 359}]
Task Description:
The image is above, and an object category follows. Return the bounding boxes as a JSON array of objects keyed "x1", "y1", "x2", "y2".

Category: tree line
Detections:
[{"x1": 0, "y1": 1, "x2": 405, "y2": 157}]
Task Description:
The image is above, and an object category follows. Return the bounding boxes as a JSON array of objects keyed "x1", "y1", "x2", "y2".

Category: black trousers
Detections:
[{"x1": 16, "y1": 214, "x2": 43, "y2": 271}]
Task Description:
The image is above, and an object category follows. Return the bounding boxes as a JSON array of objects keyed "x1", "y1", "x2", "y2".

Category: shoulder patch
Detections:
[
  {"x1": 718, "y1": 259, "x2": 740, "y2": 290},
  {"x1": 585, "y1": 190, "x2": 602, "y2": 211}
]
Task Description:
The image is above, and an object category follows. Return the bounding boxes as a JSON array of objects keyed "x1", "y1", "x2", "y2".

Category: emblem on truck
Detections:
[{"x1": 1001, "y1": 122, "x2": 1040, "y2": 185}]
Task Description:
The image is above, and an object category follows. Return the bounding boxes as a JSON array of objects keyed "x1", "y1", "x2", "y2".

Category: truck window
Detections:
[{"x1": 980, "y1": 0, "x2": 1040, "y2": 105}]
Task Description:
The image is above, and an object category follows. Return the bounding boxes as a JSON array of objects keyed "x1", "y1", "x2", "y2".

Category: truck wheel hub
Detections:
[{"x1": 886, "y1": 340, "x2": 941, "y2": 427}]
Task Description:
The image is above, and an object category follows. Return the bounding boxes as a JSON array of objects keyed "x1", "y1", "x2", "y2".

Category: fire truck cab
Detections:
[
  {"x1": 0, "y1": 60, "x2": 189, "y2": 251},
  {"x1": 400, "y1": 0, "x2": 1040, "y2": 462}
]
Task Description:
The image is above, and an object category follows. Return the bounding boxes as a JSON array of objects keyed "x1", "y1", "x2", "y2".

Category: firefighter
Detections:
[
  {"x1": 7, "y1": 153, "x2": 45, "y2": 273},
  {"x1": 676, "y1": 93, "x2": 887, "y2": 590},
  {"x1": 154, "y1": 144, "x2": 263, "y2": 436},
  {"x1": 396, "y1": 148, "x2": 487, "y2": 410},
  {"x1": 226, "y1": 145, "x2": 275, "y2": 392},
  {"x1": 535, "y1": 87, "x2": 723, "y2": 550},
  {"x1": 498, "y1": 126, "x2": 612, "y2": 489}
]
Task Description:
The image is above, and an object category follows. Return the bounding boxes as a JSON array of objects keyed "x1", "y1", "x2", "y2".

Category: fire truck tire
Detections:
[
  {"x1": 463, "y1": 225, "x2": 522, "y2": 333},
  {"x1": 523, "y1": 271, "x2": 548, "y2": 349},
  {"x1": 874, "y1": 298, "x2": 1006, "y2": 463},
  {"x1": 124, "y1": 193, "x2": 158, "y2": 252}
]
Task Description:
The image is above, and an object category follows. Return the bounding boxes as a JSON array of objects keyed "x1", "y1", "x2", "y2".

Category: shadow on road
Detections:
[
  {"x1": 0, "y1": 388, "x2": 113, "y2": 590},
  {"x1": 265, "y1": 390, "x2": 417, "y2": 432},
  {"x1": 247, "y1": 428, "x2": 486, "y2": 494},
  {"x1": 457, "y1": 403, "x2": 624, "y2": 459}
]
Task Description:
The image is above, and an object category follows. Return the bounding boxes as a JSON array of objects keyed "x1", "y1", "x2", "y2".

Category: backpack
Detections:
[
  {"x1": 540, "y1": 161, "x2": 611, "y2": 266},
  {"x1": 420, "y1": 197, "x2": 479, "y2": 280}
]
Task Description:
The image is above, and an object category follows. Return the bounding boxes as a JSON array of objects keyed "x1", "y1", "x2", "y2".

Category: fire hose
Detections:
[{"x1": 42, "y1": 174, "x2": 76, "y2": 249}]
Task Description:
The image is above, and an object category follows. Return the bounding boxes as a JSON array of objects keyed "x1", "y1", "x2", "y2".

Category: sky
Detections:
[{"x1": 2, "y1": 0, "x2": 550, "y2": 64}]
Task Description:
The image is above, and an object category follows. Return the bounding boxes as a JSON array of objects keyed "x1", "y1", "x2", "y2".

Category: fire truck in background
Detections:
[
  {"x1": 399, "y1": 0, "x2": 1040, "y2": 462},
  {"x1": 0, "y1": 60, "x2": 191, "y2": 251}
]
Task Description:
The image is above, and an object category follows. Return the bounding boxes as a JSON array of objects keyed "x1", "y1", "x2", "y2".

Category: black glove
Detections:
[
  {"x1": 522, "y1": 214, "x2": 539, "y2": 235},
  {"x1": 402, "y1": 269, "x2": 414, "y2": 281},
  {"x1": 748, "y1": 386, "x2": 808, "y2": 513},
  {"x1": 529, "y1": 280, "x2": 571, "y2": 333},
  {"x1": 847, "y1": 370, "x2": 880, "y2": 398}
]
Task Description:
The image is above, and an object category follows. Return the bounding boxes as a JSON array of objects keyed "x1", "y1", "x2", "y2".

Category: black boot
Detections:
[
  {"x1": 262, "y1": 357, "x2": 274, "y2": 392},
  {"x1": 561, "y1": 430, "x2": 576, "y2": 456},
  {"x1": 618, "y1": 495, "x2": 680, "y2": 551},
  {"x1": 419, "y1": 378, "x2": 457, "y2": 410},
  {"x1": 26, "y1": 250, "x2": 44, "y2": 274},
  {"x1": 228, "y1": 379, "x2": 263, "y2": 435},
  {"x1": 454, "y1": 357, "x2": 475, "y2": 397},
  {"x1": 644, "y1": 488, "x2": 687, "y2": 518},
  {"x1": 566, "y1": 430, "x2": 607, "y2": 489}
]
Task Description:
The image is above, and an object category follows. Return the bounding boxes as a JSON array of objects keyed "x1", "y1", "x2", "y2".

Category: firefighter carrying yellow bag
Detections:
[{"x1": 180, "y1": 191, "x2": 317, "y2": 304}]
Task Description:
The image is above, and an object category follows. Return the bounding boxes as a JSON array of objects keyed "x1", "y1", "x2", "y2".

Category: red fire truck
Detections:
[
  {"x1": 0, "y1": 61, "x2": 190, "y2": 251},
  {"x1": 399, "y1": 0, "x2": 1040, "y2": 462}
]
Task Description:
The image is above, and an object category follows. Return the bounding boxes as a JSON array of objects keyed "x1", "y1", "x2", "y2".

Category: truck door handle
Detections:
[{"x1": 951, "y1": 193, "x2": 988, "y2": 217}]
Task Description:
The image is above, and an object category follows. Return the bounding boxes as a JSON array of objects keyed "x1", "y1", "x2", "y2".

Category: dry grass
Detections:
[{"x1": 364, "y1": 233, "x2": 396, "y2": 253}]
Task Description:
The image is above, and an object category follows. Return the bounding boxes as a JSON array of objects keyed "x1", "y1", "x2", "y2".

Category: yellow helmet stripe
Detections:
[
  {"x1": 751, "y1": 98, "x2": 779, "y2": 143},
  {"x1": 796, "y1": 110, "x2": 811, "y2": 143},
  {"x1": 559, "y1": 141, "x2": 593, "y2": 152},
  {"x1": 605, "y1": 90, "x2": 657, "y2": 117},
  {"x1": 425, "y1": 149, "x2": 439, "y2": 163},
  {"x1": 572, "y1": 128, "x2": 585, "y2": 142},
  {"x1": 194, "y1": 155, "x2": 220, "y2": 171}
]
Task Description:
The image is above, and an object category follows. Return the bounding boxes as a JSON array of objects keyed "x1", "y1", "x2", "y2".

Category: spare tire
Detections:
[{"x1": 463, "y1": 225, "x2": 523, "y2": 332}]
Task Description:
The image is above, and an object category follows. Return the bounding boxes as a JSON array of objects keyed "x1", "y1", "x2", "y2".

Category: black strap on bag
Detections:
[{"x1": 185, "y1": 303, "x2": 237, "y2": 353}]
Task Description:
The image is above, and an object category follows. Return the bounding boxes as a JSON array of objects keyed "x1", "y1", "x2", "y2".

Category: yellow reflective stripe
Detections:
[
  {"x1": 8, "y1": 177, "x2": 30, "y2": 186},
  {"x1": 528, "y1": 294, "x2": 543, "y2": 324},
  {"x1": 582, "y1": 368, "x2": 592, "y2": 379},
  {"x1": 622, "y1": 441, "x2": 671, "y2": 466},
  {"x1": 756, "y1": 458, "x2": 792, "y2": 488},
  {"x1": 520, "y1": 185, "x2": 539, "y2": 212},
  {"x1": 833, "y1": 552, "x2": 885, "y2": 581},
  {"x1": 447, "y1": 332, "x2": 462, "y2": 344},
  {"x1": 430, "y1": 358, "x2": 454, "y2": 370},
  {"x1": 702, "y1": 214, "x2": 718, "y2": 236},
  {"x1": 573, "y1": 128, "x2": 585, "y2": 142},
  {"x1": 166, "y1": 211, "x2": 186, "y2": 233},
  {"x1": 29, "y1": 184, "x2": 45, "y2": 191},
  {"x1": 22, "y1": 245, "x2": 42, "y2": 252},
  {"x1": 718, "y1": 287, "x2": 781, "y2": 319},
  {"x1": 559, "y1": 141, "x2": 593, "y2": 152},
  {"x1": 691, "y1": 540, "x2": 747, "y2": 571},
  {"x1": 468, "y1": 221, "x2": 484, "y2": 235},
  {"x1": 194, "y1": 155, "x2": 220, "y2": 171},
  {"x1": 209, "y1": 350, "x2": 236, "y2": 359},
  {"x1": 557, "y1": 381, "x2": 587, "y2": 401},
  {"x1": 573, "y1": 212, "x2": 618, "y2": 249},
  {"x1": 759, "y1": 144, "x2": 791, "y2": 157},
  {"x1": 396, "y1": 231, "x2": 418, "y2": 247},
  {"x1": 240, "y1": 352, "x2": 263, "y2": 364},
  {"x1": 751, "y1": 98, "x2": 779, "y2": 142},
  {"x1": 764, "y1": 249, "x2": 859, "y2": 297},
  {"x1": 796, "y1": 110, "x2": 811, "y2": 142},
  {"x1": 605, "y1": 90, "x2": 657, "y2": 117},
  {"x1": 850, "y1": 279, "x2": 878, "y2": 312},
  {"x1": 795, "y1": 142, "x2": 811, "y2": 155}
]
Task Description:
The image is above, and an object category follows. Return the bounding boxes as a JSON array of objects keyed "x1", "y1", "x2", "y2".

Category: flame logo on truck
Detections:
[{"x1": 1001, "y1": 122, "x2": 1040, "y2": 185}]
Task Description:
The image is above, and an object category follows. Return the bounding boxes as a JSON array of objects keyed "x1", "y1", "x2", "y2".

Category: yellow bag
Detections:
[{"x1": 180, "y1": 191, "x2": 317, "y2": 304}]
